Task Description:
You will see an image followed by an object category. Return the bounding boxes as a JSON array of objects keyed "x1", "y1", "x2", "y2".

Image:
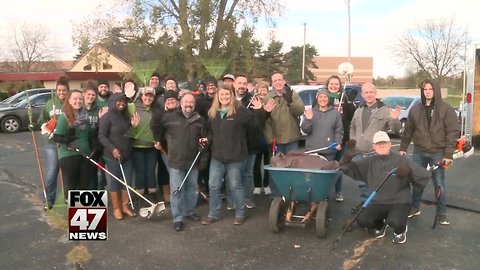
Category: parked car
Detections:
[
  {"x1": 381, "y1": 95, "x2": 421, "y2": 136},
  {"x1": 0, "y1": 92, "x2": 51, "y2": 133},
  {"x1": 0, "y1": 88, "x2": 53, "y2": 108}
]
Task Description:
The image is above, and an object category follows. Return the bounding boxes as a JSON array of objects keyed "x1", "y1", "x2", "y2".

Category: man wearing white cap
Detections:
[{"x1": 340, "y1": 131, "x2": 430, "y2": 244}]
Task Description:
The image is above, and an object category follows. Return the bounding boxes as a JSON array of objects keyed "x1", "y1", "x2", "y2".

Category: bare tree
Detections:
[
  {"x1": 4, "y1": 22, "x2": 59, "y2": 72},
  {"x1": 393, "y1": 17, "x2": 468, "y2": 82}
]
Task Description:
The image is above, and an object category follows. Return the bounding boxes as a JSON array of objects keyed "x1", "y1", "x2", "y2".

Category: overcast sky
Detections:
[{"x1": 1, "y1": 0, "x2": 478, "y2": 78}]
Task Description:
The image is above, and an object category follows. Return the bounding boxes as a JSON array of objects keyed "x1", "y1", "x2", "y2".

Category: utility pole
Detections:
[
  {"x1": 347, "y1": 0, "x2": 351, "y2": 63},
  {"x1": 302, "y1": 22, "x2": 306, "y2": 81}
]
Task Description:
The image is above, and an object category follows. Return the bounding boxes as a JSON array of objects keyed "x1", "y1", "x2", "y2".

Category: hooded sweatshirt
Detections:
[
  {"x1": 37, "y1": 95, "x2": 64, "y2": 144},
  {"x1": 399, "y1": 79, "x2": 459, "y2": 159},
  {"x1": 98, "y1": 93, "x2": 133, "y2": 160},
  {"x1": 301, "y1": 106, "x2": 343, "y2": 155}
]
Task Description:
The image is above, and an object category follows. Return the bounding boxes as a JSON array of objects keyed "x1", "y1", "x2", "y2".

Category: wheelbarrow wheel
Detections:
[
  {"x1": 315, "y1": 201, "x2": 328, "y2": 238},
  {"x1": 269, "y1": 197, "x2": 286, "y2": 233}
]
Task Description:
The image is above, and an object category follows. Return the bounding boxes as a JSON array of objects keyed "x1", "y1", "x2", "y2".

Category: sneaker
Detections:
[
  {"x1": 393, "y1": 226, "x2": 408, "y2": 244},
  {"x1": 438, "y1": 215, "x2": 450, "y2": 225},
  {"x1": 374, "y1": 224, "x2": 388, "y2": 239},
  {"x1": 407, "y1": 208, "x2": 421, "y2": 218},
  {"x1": 253, "y1": 188, "x2": 261, "y2": 195},
  {"x1": 226, "y1": 201, "x2": 234, "y2": 210},
  {"x1": 335, "y1": 193, "x2": 344, "y2": 202},
  {"x1": 245, "y1": 199, "x2": 256, "y2": 209},
  {"x1": 263, "y1": 186, "x2": 271, "y2": 195}
]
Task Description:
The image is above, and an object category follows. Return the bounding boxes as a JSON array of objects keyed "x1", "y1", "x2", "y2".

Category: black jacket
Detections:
[
  {"x1": 98, "y1": 93, "x2": 132, "y2": 160},
  {"x1": 238, "y1": 92, "x2": 267, "y2": 154},
  {"x1": 207, "y1": 105, "x2": 258, "y2": 163},
  {"x1": 196, "y1": 95, "x2": 214, "y2": 119},
  {"x1": 341, "y1": 152, "x2": 430, "y2": 204},
  {"x1": 155, "y1": 109, "x2": 207, "y2": 170}
]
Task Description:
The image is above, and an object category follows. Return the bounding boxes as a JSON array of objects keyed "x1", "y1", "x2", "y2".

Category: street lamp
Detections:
[
  {"x1": 302, "y1": 22, "x2": 306, "y2": 81},
  {"x1": 345, "y1": 0, "x2": 351, "y2": 63}
]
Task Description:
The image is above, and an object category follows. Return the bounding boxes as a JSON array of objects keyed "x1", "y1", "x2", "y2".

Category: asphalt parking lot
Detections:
[{"x1": 1, "y1": 132, "x2": 479, "y2": 270}]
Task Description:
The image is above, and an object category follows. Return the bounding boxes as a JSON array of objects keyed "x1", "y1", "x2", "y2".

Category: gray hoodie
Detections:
[{"x1": 301, "y1": 106, "x2": 343, "y2": 155}]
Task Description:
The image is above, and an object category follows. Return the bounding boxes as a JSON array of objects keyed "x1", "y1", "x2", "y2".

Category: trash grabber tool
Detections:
[
  {"x1": 332, "y1": 167, "x2": 398, "y2": 250},
  {"x1": 426, "y1": 161, "x2": 445, "y2": 229},
  {"x1": 172, "y1": 150, "x2": 202, "y2": 197},
  {"x1": 119, "y1": 158, "x2": 135, "y2": 211},
  {"x1": 75, "y1": 148, "x2": 165, "y2": 219},
  {"x1": 304, "y1": 143, "x2": 338, "y2": 154},
  {"x1": 26, "y1": 91, "x2": 48, "y2": 210}
]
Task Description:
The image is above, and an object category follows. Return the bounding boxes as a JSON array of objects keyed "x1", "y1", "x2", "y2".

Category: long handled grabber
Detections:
[
  {"x1": 26, "y1": 91, "x2": 48, "y2": 210},
  {"x1": 426, "y1": 161, "x2": 445, "y2": 229},
  {"x1": 75, "y1": 149, "x2": 165, "y2": 219},
  {"x1": 172, "y1": 150, "x2": 202, "y2": 197},
  {"x1": 304, "y1": 143, "x2": 338, "y2": 154},
  {"x1": 118, "y1": 158, "x2": 135, "y2": 212},
  {"x1": 332, "y1": 167, "x2": 400, "y2": 250}
]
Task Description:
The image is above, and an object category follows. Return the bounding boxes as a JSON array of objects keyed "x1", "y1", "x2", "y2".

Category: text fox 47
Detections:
[{"x1": 68, "y1": 190, "x2": 108, "y2": 241}]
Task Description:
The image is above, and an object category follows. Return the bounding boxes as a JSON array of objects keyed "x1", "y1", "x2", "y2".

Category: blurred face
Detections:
[
  {"x1": 206, "y1": 83, "x2": 217, "y2": 96},
  {"x1": 222, "y1": 79, "x2": 234, "y2": 88},
  {"x1": 69, "y1": 92, "x2": 83, "y2": 110},
  {"x1": 256, "y1": 86, "x2": 268, "y2": 99},
  {"x1": 149, "y1": 76, "x2": 160, "y2": 88},
  {"x1": 327, "y1": 78, "x2": 341, "y2": 93},
  {"x1": 83, "y1": 89, "x2": 96, "y2": 106},
  {"x1": 98, "y1": 84, "x2": 110, "y2": 98},
  {"x1": 271, "y1": 73, "x2": 285, "y2": 93},
  {"x1": 141, "y1": 93, "x2": 154, "y2": 107},
  {"x1": 56, "y1": 85, "x2": 68, "y2": 101},
  {"x1": 165, "y1": 98, "x2": 178, "y2": 110},
  {"x1": 181, "y1": 94, "x2": 195, "y2": 113},
  {"x1": 165, "y1": 79, "x2": 177, "y2": 91},
  {"x1": 317, "y1": 94, "x2": 329, "y2": 109},
  {"x1": 422, "y1": 83, "x2": 434, "y2": 101},
  {"x1": 115, "y1": 98, "x2": 127, "y2": 111},
  {"x1": 218, "y1": 89, "x2": 232, "y2": 107},
  {"x1": 361, "y1": 83, "x2": 377, "y2": 106},
  {"x1": 373, "y1": 141, "x2": 391, "y2": 156},
  {"x1": 234, "y1": 76, "x2": 248, "y2": 97}
]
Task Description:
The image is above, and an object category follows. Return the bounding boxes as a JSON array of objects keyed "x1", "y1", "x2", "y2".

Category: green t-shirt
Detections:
[{"x1": 54, "y1": 114, "x2": 92, "y2": 160}]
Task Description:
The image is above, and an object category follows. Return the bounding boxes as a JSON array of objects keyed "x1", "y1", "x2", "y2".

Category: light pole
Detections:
[
  {"x1": 302, "y1": 22, "x2": 306, "y2": 81},
  {"x1": 345, "y1": 0, "x2": 351, "y2": 63}
]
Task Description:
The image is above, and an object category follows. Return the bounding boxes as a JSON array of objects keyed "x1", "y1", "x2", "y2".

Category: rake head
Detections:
[{"x1": 139, "y1": 202, "x2": 166, "y2": 219}]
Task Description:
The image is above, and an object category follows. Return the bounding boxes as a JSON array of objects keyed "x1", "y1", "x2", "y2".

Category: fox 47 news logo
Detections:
[{"x1": 68, "y1": 190, "x2": 108, "y2": 241}]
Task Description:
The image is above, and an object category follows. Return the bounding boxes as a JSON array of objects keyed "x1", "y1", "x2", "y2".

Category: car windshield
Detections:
[
  {"x1": 382, "y1": 97, "x2": 414, "y2": 110},
  {"x1": 1, "y1": 92, "x2": 24, "y2": 104}
]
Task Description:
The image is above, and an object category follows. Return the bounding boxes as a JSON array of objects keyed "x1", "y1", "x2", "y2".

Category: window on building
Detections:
[
  {"x1": 83, "y1": 64, "x2": 92, "y2": 71},
  {"x1": 103, "y1": 62, "x2": 112, "y2": 70}
]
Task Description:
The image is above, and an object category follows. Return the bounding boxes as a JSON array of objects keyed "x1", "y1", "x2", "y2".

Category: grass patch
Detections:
[
  {"x1": 66, "y1": 244, "x2": 92, "y2": 268},
  {"x1": 444, "y1": 96, "x2": 462, "y2": 108}
]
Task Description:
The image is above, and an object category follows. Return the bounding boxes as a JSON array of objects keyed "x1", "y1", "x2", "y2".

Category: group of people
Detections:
[{"x1": 36, "y1": 72, "x2": 459, "y2": 242}]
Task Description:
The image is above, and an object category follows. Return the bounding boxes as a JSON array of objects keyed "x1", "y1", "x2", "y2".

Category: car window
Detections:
[
  {"x1": 298, "y1": 90, "x2": 317, "y2": 106},
  {"x1": 32, "y1": 95, "x2": 49, "y2": 106},
  {"x1": 383, "y1": 97, "x2": 414, "y2": 110}
]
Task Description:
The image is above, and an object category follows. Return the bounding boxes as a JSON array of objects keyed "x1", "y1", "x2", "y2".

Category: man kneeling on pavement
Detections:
[{"x1": 340, "y1": 131, "x2": 430, "y2": 244}]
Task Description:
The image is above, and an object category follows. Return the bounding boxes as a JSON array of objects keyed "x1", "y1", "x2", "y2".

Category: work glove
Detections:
[
  {"x1": 283, "y1": 85, "x2": 293, "y2": 105},
  {"x1": 396, "y1": 165, "x2": 412, "y2": 178},
  {"x1": 342, "y1": 139, "x2": 357, "y2": 163}
]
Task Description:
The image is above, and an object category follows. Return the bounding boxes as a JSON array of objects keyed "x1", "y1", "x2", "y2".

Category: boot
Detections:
[
  {"x1": 110, "y1": 191, "x2": 123, "y2": 220},
  {"x1": 162, "y1": 185, "x2": 170, "y2": 204},
  {"x1": 121, "y1": 190, "x2": 136, "y2": 217}
]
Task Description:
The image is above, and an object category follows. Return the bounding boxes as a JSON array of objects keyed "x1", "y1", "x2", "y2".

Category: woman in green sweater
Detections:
[
  {"x1": 53, "y1": 90, "x2": 92, "y2": 196},
  {"x1": 128, "y1": 87, "x2": 159, "y2": 203}
]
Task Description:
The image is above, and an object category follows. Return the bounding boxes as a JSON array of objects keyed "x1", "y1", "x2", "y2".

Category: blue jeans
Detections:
[
  {"x1": 322, "y1": 153, "x2": 342, "y2": 193},
  {"x1": 411, "y1": 149, "x2": 447, "y2": 215},
  {"x1": 104, "y1": 157, "x2": 134, "y2": 192},
  {"x1": 227, "y1": 154, "x2": 256, "y2": 203},
  {"x1": 132, "y1": 148, "x2": 157, "y2": 190},
  {"x1": 208, "y1": 158, "x2": 245, "y2": 219},
  {"x1": 269, "y1": 141, "x2": 299, "y2": 196},
  {"x1": 44, "y1": 143, "x2": 59, "y2": 205},
  {"x1": 169, "y1": 167, "x2": 199, "y2": 222}
]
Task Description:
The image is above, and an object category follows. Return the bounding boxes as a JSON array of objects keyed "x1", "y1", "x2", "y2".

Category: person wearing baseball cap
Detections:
[
  {"x1": 222, "y1": 74, "x2": 235, "y2": 89},
  {"x1": 340, "y1": 131, "x2": 430, "y2": 244}
]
